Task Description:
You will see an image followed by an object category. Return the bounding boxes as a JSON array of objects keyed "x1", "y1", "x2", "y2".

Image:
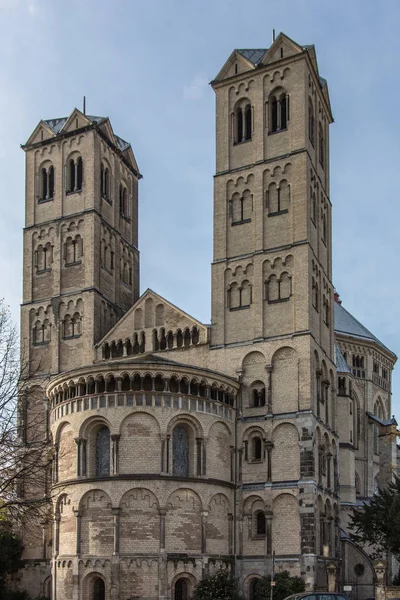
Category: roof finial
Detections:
[
  {"x1": 272, "y1": 29, "x2": 276, "y2": 42},
  {"x1": 83, "y1": 96, "x2": 86, "y2": 115}
]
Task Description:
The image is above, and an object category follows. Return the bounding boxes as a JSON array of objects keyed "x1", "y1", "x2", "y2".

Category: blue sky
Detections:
[{"x1": 1, "y1": 0, "x2": 399, "y2": 413}]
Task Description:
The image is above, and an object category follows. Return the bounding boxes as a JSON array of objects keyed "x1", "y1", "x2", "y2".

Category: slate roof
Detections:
[
  {"x1": 236, "y1": 49, "x2": 268, "y2": 65},
  {"x1": 43, "y1": 115, "x2": 130, "y2": 151},
  {"x1": 334, "y1": 301, "x2": 391, "y2": 354},
  {"x1": 366, "y1": 412, "x2": 397, "y2": 427},
  {"x1": 334, "y1": 343, "x2": 351, "y2": 374}
]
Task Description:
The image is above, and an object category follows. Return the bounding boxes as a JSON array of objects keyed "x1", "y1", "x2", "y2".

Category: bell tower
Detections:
[
  {"x1": 21, "y1": 109, "x2": 141, "y2": 377},
  {"x1": 211, "y1": 34, "x2": 334, "y2": 359}
]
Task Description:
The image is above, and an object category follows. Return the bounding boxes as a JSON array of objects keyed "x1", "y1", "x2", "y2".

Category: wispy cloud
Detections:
[{"x1": 183, "y1": 75, "x2": 208, "y2": 100}]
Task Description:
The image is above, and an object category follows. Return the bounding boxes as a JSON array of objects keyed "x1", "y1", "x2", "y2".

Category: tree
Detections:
[
  {"x1": 0, "y1": 300, "x2": 51, "y2": 525},
  {"x1": 193, "y1": 568, "x2": 241, "y2": 600},
  {"x1": 253, "y1": 571, "x2": 305, "y2": 600},
  {"x1": 349, "y1": 474, "x2": 400, "y2": 559}
]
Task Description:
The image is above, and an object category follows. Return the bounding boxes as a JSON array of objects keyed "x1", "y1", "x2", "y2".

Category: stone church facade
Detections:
[{"x1": 18, "y1": 33, "x2": 397, "y2": 600}]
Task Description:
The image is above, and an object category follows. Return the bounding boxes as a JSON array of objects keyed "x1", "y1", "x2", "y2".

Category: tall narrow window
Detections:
[
  {"x1": 69, "y1": 159, "x2": 75, "y2": 192},
  {"x1": 49, "y1": 166, "x2": 54, "y2": 199},
  {"x1": 172, "y1": 425, "x2": 189, "y2": 477},
  {"x1": 77, "y1": 157, "x2": 83, "y2": 190},
  {"x1": 41, "y1": 167, "x2": 48, "y2": 200},
  {"x1": 253, "y1": 437, "x2": 262, "y2": 460},
  {"x1": 270, "y1": 92, "x2": 289, "y2": 133},
  {"x1": 255, "y1": 511, "x2": 266, "y2": 536},
  {"x1": 244, "y1": 105, "x2": 252, "y2": 141},
  {"x1": 96, "y1": 426, "x2": 110, "y2": 476},
  {"x1": 236, "y1": 107, "x2": 243, "y2": 143}
]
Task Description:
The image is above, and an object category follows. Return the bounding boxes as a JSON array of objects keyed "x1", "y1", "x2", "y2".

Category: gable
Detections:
[
  {"x1": 60, "y1": 108, "x2": 92, "y2": 134},
  {"x1": 96, "y1": 289, "x2": 209, "y2": 357},
  {"x1": 98, "y1": 118, "x2": 118, "y2": 147},
  {"x1": 212, "y1": 50, "x2": 259, "y2": 83},
  {"x1": 25, "y1": 121, "x2": 55, "y2": 146},
  {"x1": 260, "y1": 32, "x2": 304, "y2": 66}
]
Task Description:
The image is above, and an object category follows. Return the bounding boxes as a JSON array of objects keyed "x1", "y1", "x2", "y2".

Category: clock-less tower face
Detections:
[
  {"x1": 211, "y1": 35, "x2": 333, "y2": 358},
  {"x1": 21, "y1": 109, "x2": 141, "y2": 377}
]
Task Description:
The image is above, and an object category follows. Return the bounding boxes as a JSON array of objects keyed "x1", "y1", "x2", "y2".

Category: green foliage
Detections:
[
  {"x1": 194, "y1": 568, "x2": 241, "y2": 600},
  {"x1": 392, "y1": 567, "x2": 400, "y2": 586},
  {"x1": 0, "y1": 530, "x2": 24, "y2": 592},
  {"x1": 349, "y1": 474, "x2": 400, "y2": 558},
  {"x1": 254, "y1": 571, "x2": 306, "y2": 600}
]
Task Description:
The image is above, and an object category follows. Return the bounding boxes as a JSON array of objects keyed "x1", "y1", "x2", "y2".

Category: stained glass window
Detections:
[
  {"x1": 96, "y1": 426, "x2": 110, "y2": 477},
  {"x1": 172, "y1": 425, "x2": 189, "y2": 477}
]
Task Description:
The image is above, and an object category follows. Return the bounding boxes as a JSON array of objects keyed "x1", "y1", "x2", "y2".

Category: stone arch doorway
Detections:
[
  {"x1": 175, "y1": 577, "x2": 189, "y2": 600},
  {"x1": 93, "y1": 577, "x2": 105, "y2": 600}
]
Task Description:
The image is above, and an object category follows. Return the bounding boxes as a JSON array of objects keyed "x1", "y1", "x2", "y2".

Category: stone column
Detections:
[
  {"x1": 201, "y1": 511, "x2": 208, "y2": 554},
  {"x1": 74, "y1": 438, "x2": 82, "y2": 477},
  {"x1": 326, "y1": 562, "x2": 337, "y2": 592},
  {"x1": 327, "y1": 452, "x2": 332, "y2": 489},
  {"x1": 111, "y1": 434, "x2": 120, "y2": 475},
  {"x1": 112, "y1": 508, "x2": 121, "y2": 555},
  {"x1": 53, "y1": 444, "x2": 59, "y2": 483},
  {"x1": 238, "y1": 515, "x2": 244, "y2": 555},
  {"x1": 266, "y1": 441, "x2": 273, "y2": 481},
  {"x1": 266, "y1": 511, "x2": 273, "y2": 555},
  {"x1": 228, "y1": 513, "x2": 233, "y2": 554},
  {"x1": 196, "y1": 438, "x2": 202, "y2": 476},
  {"x1": 161, "y1": 437, "x2": 166, "y2": 473},
  {"x1": 166, "y1": 436, "x2": 170, "y2": 473},
  {"x1": 74, "y1": 510, "x2": 81, "y2": 555},
  {"x1": 81, "y1": 439, "x2": 87, "y2": 476},
  {"x1": 202, "y1": 439, "x2": 207, "y2": 475},
  {"x1": 266, "y1": 365, "x2": 273, "y2": 413},
  {"x1": 116, "y1": 376, "x2": 122, "y2": 391},
  {"x1": 54, "y1": 514, "x2": 61, "y2": 557},
  {"x1": 159, "y1": 508, "x2": 167, "y2": 550},
  {"x1": 374, "y1": 559, "x2": 387, "y2": 600}
]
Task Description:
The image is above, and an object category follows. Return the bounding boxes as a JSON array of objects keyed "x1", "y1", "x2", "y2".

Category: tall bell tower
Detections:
[
  {"x1": 211, "y1": 34, "x2": 334, "y2": 358},
  {"x1": 21, "y1": 109, "x2": 141, "y2": 378}
]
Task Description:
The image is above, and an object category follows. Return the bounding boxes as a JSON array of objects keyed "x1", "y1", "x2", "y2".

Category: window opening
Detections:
[
  {"x1": 172, "y1": 425, "x2": 189, "y2": 477},
  {"x1": 96, "y1": 426, "x2": 110, "y2": 477}
]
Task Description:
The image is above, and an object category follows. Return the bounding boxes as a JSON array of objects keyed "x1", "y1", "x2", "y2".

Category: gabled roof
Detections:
[
  {"x1": 366, "y1": 412, "x2": 397, "y2": 427},
  {"x1": 236, "y1": 49, "x2": 268, "y2": 65},
  {"x1": 334, "y1": 301, "x2": 393, "y2": 355},
  {"x1": 334, "y1": 343, "x2": 351, "y2": 374},
  {"x1": 24, "y1": 108, "x2": 141, "y2": 176}
]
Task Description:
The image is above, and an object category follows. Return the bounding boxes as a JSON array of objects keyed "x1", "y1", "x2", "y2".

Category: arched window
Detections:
[
  {"x1": 65, "y1": 235, "x2": 83, "y2": 265},
  {"x1": 96, "y1": 426, "x2": 110, "y2": 477},
  {"x1": 93, "y1": 577, "x2": 105, "y2": 600},
  {"x1": 270, "y1": 92, "x2": 289, "y2": 133},
  {"x1": 244, "y1": 104, "x2": 252, "y2": 140},
  {"x1": 312, "y1": 279, "x2": 319, "y2": 311},
  {"x1": 235, "y1": 101, "x2": 252, "y2": 144},
  {"x1": 35, "y1": 243, "x2": 53, "y2": 272},
  {"x1": 100, "y1": 162, "x2": 111, "y2": 202},
  {"x1": 355, "y1": 472, "x2": 361, "y2": 497},
  {"x1": 236, "y1": 107, "x2": 243, "y2": 143},
  {"x1": 249, "y1": 579, "x2": 259, "y2": 600},
  {"x1": 311, "y1": 188, "x2": 317, "y2": 223},
  {"x1": 230, "y1": 190, "x2": 252, "y2": 224},
  {"x1": 252, "y1": 437, "x2": 262, "y2": 461},
  {"x1": 266, "y1": 273, "x2": 291, "y2": 303},
  {"x1": 175, "y1": 578, "x2": 188, "y2": 600},
  {"x1": 252, "y1": 387, "x2": 266, "y2": 408},
  {"x1": 255, "y1": 511, "x2": 266, "y2": 536},
  {"x1": 39, "y1": 165, "x2": 54, "y2": 202},
  {"x1": 119, "y1": 184, "x2": 129, "y2": 218},
  {"x1": 67, "y1": 156, "x2": 83, "y2": 193},
  {"x1": 322, "y1": 213, "x2": 327, "y2": 243},
  {"x1": 172, "y1": 425, "x2": 189, "y2": 477},
  {"x1": 266, "y1": 180, "x2": 290, "y2": 215}
]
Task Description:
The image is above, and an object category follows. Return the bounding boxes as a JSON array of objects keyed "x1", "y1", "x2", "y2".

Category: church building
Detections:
[{"x1": 18, "y1": 33, "x2": 397, "y2": 600}]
